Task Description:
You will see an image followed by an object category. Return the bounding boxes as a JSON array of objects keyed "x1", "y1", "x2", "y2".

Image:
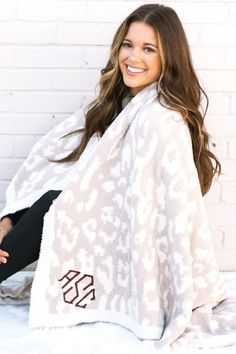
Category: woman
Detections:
[{"x1": 0, "y1": 3, "x2": 235, "y2": 350}]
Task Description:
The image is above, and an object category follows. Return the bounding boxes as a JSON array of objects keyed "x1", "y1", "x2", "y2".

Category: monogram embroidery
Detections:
[{"x1": 58, "y1": 270, "x2": 96, "y2": 308}]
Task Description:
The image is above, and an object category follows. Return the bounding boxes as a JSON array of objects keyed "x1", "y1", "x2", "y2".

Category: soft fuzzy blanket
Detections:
[
  {"x1": 1, "y1": 82, "x2": 236, "y2": 350},
  {"x1": 1, "y1": 271, "x2": 236, "y2": 354}
]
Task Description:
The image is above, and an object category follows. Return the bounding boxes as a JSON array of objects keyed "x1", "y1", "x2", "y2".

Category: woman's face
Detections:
[{"x1": 118, "y1": 21, "x2": 162, "y2": 96}]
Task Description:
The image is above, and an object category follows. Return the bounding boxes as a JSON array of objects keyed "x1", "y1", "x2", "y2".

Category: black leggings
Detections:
[{"x1": 0, "y1": 190, "x2": 61, "y2": 284}]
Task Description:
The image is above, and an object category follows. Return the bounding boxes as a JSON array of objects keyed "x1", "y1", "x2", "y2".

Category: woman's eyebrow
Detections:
[{"x1": 123, "y1": 38, "x2": 158, "y2": 49}]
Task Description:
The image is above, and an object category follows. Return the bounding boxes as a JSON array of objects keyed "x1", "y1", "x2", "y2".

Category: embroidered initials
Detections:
[{"x1": 58, "y1": 270, "x2": 96, "y2": 308}]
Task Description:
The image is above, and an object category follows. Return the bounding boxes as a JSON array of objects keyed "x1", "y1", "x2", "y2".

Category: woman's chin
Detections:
[{"x1": 122, "y1": 81, "x2": 142, "y2": 94}]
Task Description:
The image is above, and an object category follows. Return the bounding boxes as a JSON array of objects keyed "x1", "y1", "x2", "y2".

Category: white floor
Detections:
[{"x1": 0, "y1": 272, "x2": 236, "y2": 354}]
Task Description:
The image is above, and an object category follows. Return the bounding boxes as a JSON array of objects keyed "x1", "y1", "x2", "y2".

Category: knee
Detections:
[{"x1": 39, "y1": 190, "x2": 61, "y2": 205}]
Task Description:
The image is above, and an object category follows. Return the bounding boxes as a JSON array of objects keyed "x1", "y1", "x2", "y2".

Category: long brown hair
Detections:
[{"x1": 52, "y1": 3, "x2": 221, "y2": 196}]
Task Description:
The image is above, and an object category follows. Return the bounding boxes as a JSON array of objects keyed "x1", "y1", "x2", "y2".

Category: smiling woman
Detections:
[
  {"x1": 50, "y1": 3, "x2": 221, "y2": 200},
  {"x1": 1, "y1": 2, "x2": 236, "y2": 352},
  {"x1": 118, "y1": 21, "x2": 162, "y2": 95}
]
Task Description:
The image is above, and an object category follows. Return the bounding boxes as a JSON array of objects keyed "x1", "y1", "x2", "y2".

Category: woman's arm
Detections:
[
  {"x1": 0, "y1": 209, "x2": 28, "y2": 247},
  {"x1": 0, "y1": 217, "x2": 13, "y2": 242},
  {"x1": 0, "y1": 218, "x2": 12, "y2": 263},
  {"x1": 0, "y1": 209, "x2": 28, "y2": 263},
  {"x1": 1, "y1": 209, "x2": 28, "y2": 227}
]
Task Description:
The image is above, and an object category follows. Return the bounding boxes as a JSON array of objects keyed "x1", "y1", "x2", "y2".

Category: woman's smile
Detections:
[{"x1": 126, "y1": 64, "x2": 147, "y2": 75}]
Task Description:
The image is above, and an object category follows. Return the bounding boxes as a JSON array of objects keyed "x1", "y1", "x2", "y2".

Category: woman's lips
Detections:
[{"x1": 125, "y1": 65, "x2": 146, "y2": 76}]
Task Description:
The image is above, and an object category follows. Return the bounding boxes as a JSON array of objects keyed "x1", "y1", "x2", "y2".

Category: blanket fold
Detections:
[
  {"x1": 0, "y1": 273, "x2": 33, "y2": 305},
  {"x1": 1, "y1": 82, "x2": 236, "y2": 349}
]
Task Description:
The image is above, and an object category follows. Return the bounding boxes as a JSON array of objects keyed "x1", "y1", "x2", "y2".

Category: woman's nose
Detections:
[{"x1": 128, "y1": 48, "x2": 142, "y2": 62}]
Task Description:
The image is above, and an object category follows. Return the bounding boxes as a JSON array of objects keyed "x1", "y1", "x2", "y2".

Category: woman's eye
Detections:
[
  {"x1": 121, "y1": 43, "x2": 155, "y2": 52},
  {"x1": 122, "y1": 42, "x2": 131, "y2": 48},
  {"x1": 144, "y1": 47, "x2": 155, "y2": 52}
]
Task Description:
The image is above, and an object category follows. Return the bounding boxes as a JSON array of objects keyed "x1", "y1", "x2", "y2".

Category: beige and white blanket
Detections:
[{"x1": 1, "y1": 82, "x2": 236, "y2": 350}]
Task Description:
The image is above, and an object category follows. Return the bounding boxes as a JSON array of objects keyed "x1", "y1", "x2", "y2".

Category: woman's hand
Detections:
[{"x1": 0, "y1": 217, "x2": 12, "y2": 264}]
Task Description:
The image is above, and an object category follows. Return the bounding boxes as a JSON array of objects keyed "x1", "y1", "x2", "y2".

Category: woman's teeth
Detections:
[{"x1": 127, "y1": 65, "x2": 145, "y2": 73}]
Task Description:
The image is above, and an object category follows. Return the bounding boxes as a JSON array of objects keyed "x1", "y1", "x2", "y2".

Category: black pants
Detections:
[{"x1": 0, "y1": 190, "x2": 61, "y2": 284}]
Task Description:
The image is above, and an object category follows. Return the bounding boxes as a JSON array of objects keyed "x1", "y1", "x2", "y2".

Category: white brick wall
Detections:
[{"x1": 0, "y1": 0, "x2": 235, "y2": 270}]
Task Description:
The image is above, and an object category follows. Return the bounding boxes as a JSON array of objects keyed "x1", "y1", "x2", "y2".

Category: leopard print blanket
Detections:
[{"x1": 1, "y1": 82, "x2": 236, "y2": 350}]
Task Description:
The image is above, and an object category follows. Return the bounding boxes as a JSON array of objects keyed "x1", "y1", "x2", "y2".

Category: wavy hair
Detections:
[{"x1": 52, "y1": 3, "x2": 221, "y2": 196}]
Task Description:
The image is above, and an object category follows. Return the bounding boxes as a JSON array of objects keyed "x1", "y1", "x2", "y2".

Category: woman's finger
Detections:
[{"x1": 0, "y1": 249, "x2": 9, "y2": 257}]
